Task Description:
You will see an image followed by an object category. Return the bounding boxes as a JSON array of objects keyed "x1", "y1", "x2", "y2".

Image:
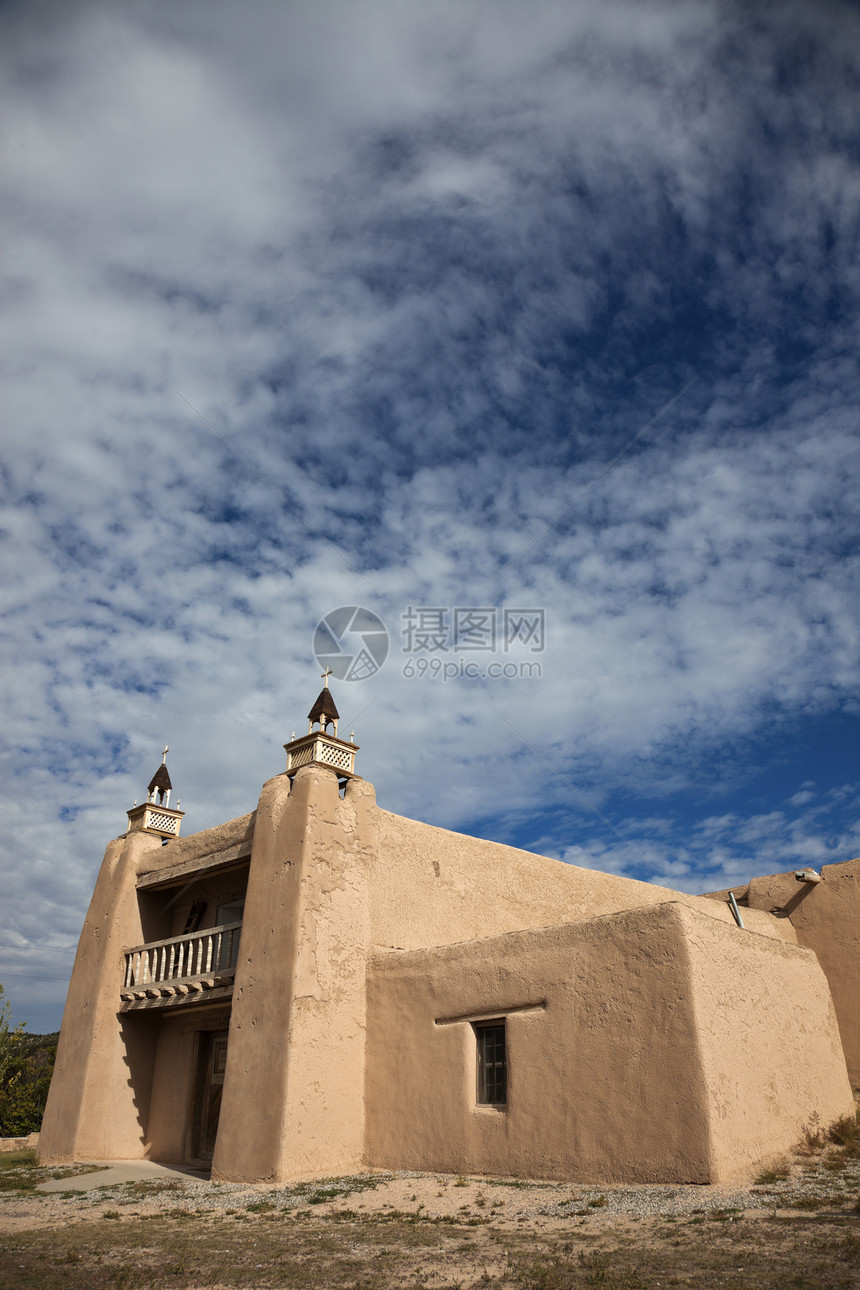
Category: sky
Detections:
[{"x1": 1, "y1": 0, "x2": 858, "y2": 1032}]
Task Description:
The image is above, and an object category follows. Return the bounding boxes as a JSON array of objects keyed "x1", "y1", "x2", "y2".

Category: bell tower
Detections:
[
  {"x1": 125, "y1": 746, "x2": 185, "y2": 840},
  {"x1": 283, "y1": 671, "x2": 359, "y2": 781}
]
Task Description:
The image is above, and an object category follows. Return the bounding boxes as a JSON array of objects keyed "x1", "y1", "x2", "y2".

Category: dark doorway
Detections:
[{"x1": 191, "y1": 1030, "x2": 229, "y2": 1162}]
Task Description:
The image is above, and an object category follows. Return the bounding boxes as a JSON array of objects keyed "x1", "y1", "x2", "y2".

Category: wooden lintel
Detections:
[
  {"x1": 118, "y1": 984, "x2": 234, "y2": 1014},
  {"x1": 136, "y1": 847, "x2": 252, "y2": 891}
]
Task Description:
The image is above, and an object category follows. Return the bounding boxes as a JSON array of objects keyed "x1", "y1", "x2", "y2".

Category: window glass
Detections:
[
  {"x1": 216, "y1": 900, "x2": 245, "y2": 926},
  {"x1": 475, "y1": 1021, "x2": 506, "y2": 1105}
]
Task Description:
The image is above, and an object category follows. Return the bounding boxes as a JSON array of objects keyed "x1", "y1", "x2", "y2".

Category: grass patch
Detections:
[
  {"x1": 0, "y1": 1151, "x2": 41, "y2": 1194},
  {"x1": 306, "y1": 1186, "x2": 341, "y2": 1204},
  {"x1": 0, "y1": 1150, "x2": 37, "y2": 1169},
  {"x1": 118, "y1": 1180, "x2": 182, "y2": 1197},
  {"x1": 2, "y1": 1205, "x2": 860, "y2": 1290},
  {"x1": 285, "y1": 1173, "x2": 388, "y2": 1205},
  {"x1": 827, "y1": 1111, "x2": 859, "y2": 1149}
]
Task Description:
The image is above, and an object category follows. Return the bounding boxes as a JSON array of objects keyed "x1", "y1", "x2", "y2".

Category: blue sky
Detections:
[{"x1": 1, "y1": 0, "x2": 858, "y2": 1032}]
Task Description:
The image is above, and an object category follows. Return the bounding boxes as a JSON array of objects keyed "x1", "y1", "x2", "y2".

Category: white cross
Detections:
[
  {"x1": 162, "y1": 745, "x2": 169, "y2": 763},
  {"x1": 321, "y1": 668, "x2": 333, "y2": 688}
]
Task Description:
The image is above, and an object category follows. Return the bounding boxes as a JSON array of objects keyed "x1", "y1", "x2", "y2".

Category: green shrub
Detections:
[
  {"x1": 0, "y1": 985, "x2": 57, "y2": 1136},
  {"x1": 827, "y1": 1111, "x2": 859, "y2": 1153}
]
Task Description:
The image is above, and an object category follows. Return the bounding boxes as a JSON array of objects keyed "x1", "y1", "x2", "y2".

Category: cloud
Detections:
[
  {"x1": 551, "y1": 782, "x2": 860, "y2": 895},
  {"x1": 1, "y1": 0, "x2": 859, "y2": 1027}
]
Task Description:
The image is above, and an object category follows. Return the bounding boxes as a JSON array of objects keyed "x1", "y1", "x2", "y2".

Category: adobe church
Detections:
[{"x1": 39, "y1": 682, "x2": 858, "y2": 1184}]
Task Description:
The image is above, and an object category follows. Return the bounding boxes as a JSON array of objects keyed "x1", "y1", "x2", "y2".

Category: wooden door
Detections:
[{"x1": 193, "y1": 1030, "x2": 229, "y2": 1162}]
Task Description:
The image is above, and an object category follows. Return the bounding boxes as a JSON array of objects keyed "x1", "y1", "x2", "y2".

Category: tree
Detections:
[{"x1": 0, "y1": 985, "x2": 57, "y2": 1137}]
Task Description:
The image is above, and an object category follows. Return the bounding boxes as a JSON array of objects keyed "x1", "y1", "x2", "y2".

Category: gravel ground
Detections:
[
  {"x1": 1, "y1": 1142, "x2": 857, "y2": 1290},
  {"x1": 3, "y1": 1144, "x2": 857, "y2": 1232}
]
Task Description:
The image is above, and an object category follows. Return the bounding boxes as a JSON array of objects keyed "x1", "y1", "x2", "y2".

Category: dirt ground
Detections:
[{"x1": 1, "y1": 1134, "x2": 858, "y2": 1290}]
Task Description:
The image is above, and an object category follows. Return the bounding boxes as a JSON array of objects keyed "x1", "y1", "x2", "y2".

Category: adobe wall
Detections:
[
  {"x1": 747, "y1": 859, "x2": 859, "y2": 1086},
  {"x1": 144, "y1": 1018, "x2": 198, "y2": 1164},
  {"x1": 366, "y1": 903, "x2": 714, "y2": 1183},
  {"x1": 365, "y1": 902, "x2": 852, "y2": 1183},
  {"x1": 38, "y1": 830, "x2": 164, "y2": 1162},
  {"x1": 680, "y1": 903, "x2": 854, "y2": 1179},
  {"x1": 137, "y1": 812, "x2": 256, "y2": 876},
  {"x1": 369, "y1": 809, "x2": 796, "y2": 950},
  {"x1": 39, "y1": 811, "x2": 255, "y2": 1165},
  {"x1": 706, "y1": 858, "x2": 860, "y2": 1085},
  {"x1": 212, "y1": 766, "x2": 377, "y2": 1183}
]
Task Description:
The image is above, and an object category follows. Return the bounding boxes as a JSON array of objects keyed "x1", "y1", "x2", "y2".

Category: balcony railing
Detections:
[{"x1": 122, "y1": 922, "x2": 242, "y2": 999}]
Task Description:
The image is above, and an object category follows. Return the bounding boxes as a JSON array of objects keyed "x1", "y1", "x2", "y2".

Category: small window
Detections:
[
  {"x1": 475, "y1": 1020, "x2": 506, "y2": 1106},
  {"x1": 216, "y1": 901, "x2": 245, "y2": 926}
]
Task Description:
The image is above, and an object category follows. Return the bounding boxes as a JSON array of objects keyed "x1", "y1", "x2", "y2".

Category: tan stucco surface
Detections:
[
  {"x1": 706, "y1": 858, "x2": 860, "y2": 1086},
  {"x1": 38, "y1": 830, "x2": 164, "y2": 1163},
  {"x1": 746, "y1": 859, "x2": 860, "y2": 1087},
  {"x1": 144, "y1": 1019, "x2": 198, "y2": 1163},
  {"x1": 40, "y1": 760, "x2": 855, "y2": 1186},
  {"x1": 212, "y1": 767, "x2": 376, "y2": 1183},
  {"x1": 680, "y1": 902, "x2": 853, "y2": 1177},
  {"x1": 136, "y1": 812, "x2": 256, "y2": 880},
  {"x1": 369, "y1": 808, "x2": 796, "y2": 949},
  {"x1": 39, "y1": 812, "x2": 257, "y2": 1166},
  {"x1": 365, "y1": 902, "x2": 852, "y2": 1184}
]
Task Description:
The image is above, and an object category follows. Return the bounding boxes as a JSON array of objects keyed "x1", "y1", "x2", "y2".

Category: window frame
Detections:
[{"x1": 474, "y1": 1018, "x2": 507, "y2": 1107}]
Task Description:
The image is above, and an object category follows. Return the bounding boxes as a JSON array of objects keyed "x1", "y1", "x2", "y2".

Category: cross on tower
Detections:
[
  {"x1": 320, "y1": 668, "x2": 333, "y2": 688},
  {"x1": 161, "y1": 745, "x2": 169, "y2": 763}
]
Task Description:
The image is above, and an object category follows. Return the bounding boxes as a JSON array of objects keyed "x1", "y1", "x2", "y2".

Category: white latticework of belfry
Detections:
[
  {"x1": 320, "y1": 744, "x2": 353, "y2": 770},
  {"x1": 148, "y1": 812, "x2": 178, "y2": 833}
]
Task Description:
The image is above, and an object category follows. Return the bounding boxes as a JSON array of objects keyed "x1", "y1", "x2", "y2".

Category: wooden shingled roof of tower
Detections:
[
  {"x1": 308, "y1": 686, "x2": 340, "y2": 725},
  {"x1": 147, "y1": 761, "x2": 172, "y2": 794}
]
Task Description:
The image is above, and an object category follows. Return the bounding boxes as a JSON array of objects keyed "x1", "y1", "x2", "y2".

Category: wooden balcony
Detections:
[{"x1": 120, "y1": 922, "x2": 242, "y2": 1013}]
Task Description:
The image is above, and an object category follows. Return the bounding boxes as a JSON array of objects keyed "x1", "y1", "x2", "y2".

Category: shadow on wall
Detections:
[{"x1": 119, "y1": 1013, "x2": 161, "y2": 1153}]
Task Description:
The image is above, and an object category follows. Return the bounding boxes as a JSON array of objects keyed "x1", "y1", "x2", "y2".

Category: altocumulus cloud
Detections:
[{"x1": 1, "y1": 0, "x2": 858, "y2": 1028}]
